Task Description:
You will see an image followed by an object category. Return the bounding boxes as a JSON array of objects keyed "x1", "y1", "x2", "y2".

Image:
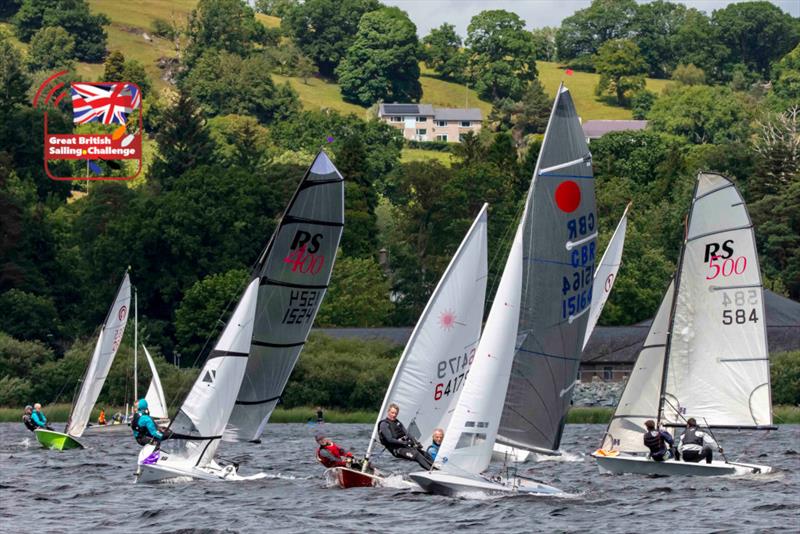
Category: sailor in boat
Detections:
[
  {"x1": 643, "y1": 420, "x2": 677, "y2": 461},
  {"x1": 31, "y1": 403, "x2": 53, "y2": 430},
  {"x1": 131, "y1": 399, "x2": 170, "y2": 446},
  {"x1": 427, "y1": 428, "x2": 444, "y2": 461},
  {"x1": 98, "y1": 409, "x2": 106, "y2": 425},
  {"x1": 315, "y1": 432, "x2": 361, "y2": 469},
  {"x1": 678, "y1": 418, "x2": 720, "y2": 464},
  {"x1": 378, "y1": 403, "x2": 434, "y2": 470},
  {"x1": 22, "y1": 405, "x2": 37, "y2": 432}
]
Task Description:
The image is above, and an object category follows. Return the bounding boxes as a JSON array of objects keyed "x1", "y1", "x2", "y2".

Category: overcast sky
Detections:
[{"x1": 380, "y1": 1, "x2": 800, "y2": 37}]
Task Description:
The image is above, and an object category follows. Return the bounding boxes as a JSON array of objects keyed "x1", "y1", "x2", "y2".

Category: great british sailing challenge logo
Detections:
[{"x1": 34, "y1": 70, "x2": 143, "y2": 180}]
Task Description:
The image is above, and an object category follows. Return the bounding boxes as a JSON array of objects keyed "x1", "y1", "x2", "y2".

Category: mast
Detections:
[
  {"x1": 134, "y1": 286, "x2": 138, "y2": 403},
  {"x1": 656, "y1": 180, "x2": 698, "y2": 428}
]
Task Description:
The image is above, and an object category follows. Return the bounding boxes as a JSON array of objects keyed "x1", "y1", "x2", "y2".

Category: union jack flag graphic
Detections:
[{"x1": 70, "y1": 82, "x2": 141, "y2": 125}]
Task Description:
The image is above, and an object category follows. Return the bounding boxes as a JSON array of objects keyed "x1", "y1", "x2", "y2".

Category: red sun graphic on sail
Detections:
[
  {"x1": 439, "y1": 309, "x2": 456, "y2": 330},
  {"x1": 554, "y1": 180, "x2": 581, "y2": 213}
]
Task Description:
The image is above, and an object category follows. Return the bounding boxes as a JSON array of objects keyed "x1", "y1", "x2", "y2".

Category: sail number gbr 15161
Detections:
[
  {"x1": 434, "y1": 348, "x2": 475, "y2": 400},
  {"x1": 561, "y1": 214, "x2": 596, "y2": 320},
  {"x1": 720, "y1": 289, "x2": 759, "y2": 325}
]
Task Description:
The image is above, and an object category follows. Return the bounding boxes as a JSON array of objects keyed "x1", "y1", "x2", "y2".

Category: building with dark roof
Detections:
[
  {"x1": 582, "y1": 119, "x2": 648, "y2": 142},
  {"x1": 378, "y1": 103, "x2": 482, "y2": 142}
]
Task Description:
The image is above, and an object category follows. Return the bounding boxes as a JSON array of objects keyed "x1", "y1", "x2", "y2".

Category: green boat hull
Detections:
[{"x1": 34, "y1": 429, "x2": 84, "y2": 450}]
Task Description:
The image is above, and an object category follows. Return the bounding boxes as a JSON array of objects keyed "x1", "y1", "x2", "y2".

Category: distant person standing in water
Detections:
[
  {"x1": 98, "y1": 408, "x2": 106, "y2": 425},
  {"x1": 316, "y1": 406, "x2": 324, "y2": 423},
  {"x1": 678, "y1": 418, "x2": 719, "y2": 464},
  {"x1": 22, "y1": 405, "x2": 36, "y2": 432},
  {"x1": 378, "y1": 403, "x2": 434, "y2": 470},
  {"x1": 31, "y1": 403, "x2": 53, "y2": 430}
]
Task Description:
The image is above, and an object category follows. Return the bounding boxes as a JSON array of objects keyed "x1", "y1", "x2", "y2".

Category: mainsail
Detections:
[
  {"x1": 225, "y1": 151, "x2": 344, "y2": 441},
  {"x1": 66, "y1": 272, "x2": 132, "y2": 437},
  {"x1": 166, "y1": 151, "x2": 343, "y2": 467},
  {"x1": 583, "y1": 204, "x2": 630, "y2": 349},
  {"x1": 434, "y1": 225, "x2": 524, "y2": 474},
  {"x1": 497, "y1": 84, "x2": 597, "y2": 453},
  {"x1": 661, "y1": 172, "x2": 771, "y2": 427},
  {"x1": 143, "y1": 345, "x2": 168, "y2": 420},
  {"x1": 365, "y1": 204, "x2": 489, "y2": 460}
]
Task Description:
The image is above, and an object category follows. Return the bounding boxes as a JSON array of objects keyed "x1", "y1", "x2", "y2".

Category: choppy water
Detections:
[{"x1": 1, "y1": 423, "x2": 798, "y2": 533}]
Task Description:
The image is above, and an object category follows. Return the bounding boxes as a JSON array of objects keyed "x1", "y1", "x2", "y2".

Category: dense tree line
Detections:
[{"x1": 0, "y1": 0, "x2": 797, "y2": 409}]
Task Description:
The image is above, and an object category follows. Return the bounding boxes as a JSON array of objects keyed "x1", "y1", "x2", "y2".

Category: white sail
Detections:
[
  {"x1": 601, "y1": 280, "x2": 674, "y2": 452},
  {"x1": 168, "y1": 278, "x2": 260, "y2": 467},
  {"x1": 435, "y1": 225, "x2": 524, "y2": 475},
  {"x1": 66, "y1": 273, "x2": 132, "y2": 437},
  {"x1": 583, "y1": 204, "x2": 630, "y2": 349},
  {"x1": 366, "y1": 204, "x2": 489, "y2": 458},
  {"x1": 143, "y1": 345, "x2": 168, "y2": 420},
  {"x1": 663, "y1": 172, "x2": 771, "y2": 427}
]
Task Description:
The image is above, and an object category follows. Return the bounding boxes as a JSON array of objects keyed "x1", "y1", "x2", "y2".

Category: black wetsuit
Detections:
[
  {"x1": 378, "y1": 417, "x2": 434, "y2": 470},
  {"x1": 23, "y1": 415, "x2": 36, "y2": 432}
]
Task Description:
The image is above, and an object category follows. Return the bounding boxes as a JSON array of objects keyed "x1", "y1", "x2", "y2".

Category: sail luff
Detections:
[
  {"x1": 143, "y1": 345, "x2": 168, "y2": 419},
  {"x1": 365, "y1": 204, "x2": 489, "y2": 460}
]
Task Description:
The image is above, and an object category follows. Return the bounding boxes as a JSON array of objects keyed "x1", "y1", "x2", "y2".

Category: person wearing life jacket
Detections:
[
  {"x1": 642, "y1": 420, "x2": 675, "y2": 461},
  {"x1": 378, "y1": 403, "x2": 434, "y2": 470},
  {"x1": 31, "y1": 403, "x2": 53, "y2": 430},
  {"x1": 131, "y1": 399, "x2": 168, "y2": 446},
  {"x1": 678, "y1": 418, "x2": 720, "y2": 464},
  {"x1": 23, "y1": 405, "x2": 37, "y2": 432},
  {"x1": 98, "y1": 408, "x2": 106, "y2": 425},
  {"x1": 315, "y1": 433, "x2": 357, "y2": 468},
  {"x1": 427, "y1": 428, "x2": 444, "y2": 461}
]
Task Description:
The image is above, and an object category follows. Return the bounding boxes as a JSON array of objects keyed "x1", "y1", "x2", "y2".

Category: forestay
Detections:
[
  {"x1": 583, "y1": 204, "x2": 630, "y2": 349},
  {"x1": 225, "y1": 151, "x2": 344, "y2": 441},
  {"x1": 66, "y1": 273, "x2": 131, "y2": 437},
  {"x1": 601, "y1": 281, "x2": 674, "y2": 453},
  {"x1": 143, "y1": 345, "x2": 168, "y2": 420},
  {"x1": 435, "y1": 225, "x2": 524, "y2": 475},
  {"x1": 662, "y1": 172, "x2": 771, "y2": 427},
  {"x1": 365, "y1": 204, "x2": 489, "y2": 459},
  {"x1": 497, "y1": 84, "x2": 597, "y2": 453}
]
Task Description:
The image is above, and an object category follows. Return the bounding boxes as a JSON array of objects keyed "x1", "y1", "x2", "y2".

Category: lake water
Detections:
[{"x1": 1, "y1": 423, "x2": 798, "y2": 532}]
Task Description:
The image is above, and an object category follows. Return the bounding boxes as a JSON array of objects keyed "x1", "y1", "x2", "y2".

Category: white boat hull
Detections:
[
  {"x1": 592, "y1": 453, "x2": 772, "y2": 477},
  {"x1": 409, "y1": 470, "x2": 564, "y2": 497},
  {"x1": 491, "y1": 443, "x2": 531, "y2": 463},
  {"x1": 135, "y1": 445, "x2": 267, "y2": 483}
]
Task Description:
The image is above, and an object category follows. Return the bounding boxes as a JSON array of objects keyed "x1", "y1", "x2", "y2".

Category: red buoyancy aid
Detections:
[{"x1": 317, "y1": 442, "x2": 348, "y2": 468}]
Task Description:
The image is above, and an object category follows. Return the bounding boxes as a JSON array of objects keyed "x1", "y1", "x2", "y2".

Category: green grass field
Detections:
[{"x1": 400, "y1": 148, "x2": 456, "y2": 167}]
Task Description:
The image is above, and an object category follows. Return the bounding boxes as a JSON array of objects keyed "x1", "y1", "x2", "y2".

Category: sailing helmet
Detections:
[{"x1": 138, "y1": 398, "x2": 148, "y2": 410}]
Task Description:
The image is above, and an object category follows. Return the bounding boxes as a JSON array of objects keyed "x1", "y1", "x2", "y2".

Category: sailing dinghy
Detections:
[
  {"x1": 329, "y1": 205, "x2": 489, "y2": 488},
  {"x1": 592, "y1": 172, "x2": 775, "y2": 476},
  {"x1": 413, "y1": 84, "x2": 593, "y2": 496},
  {"x1": 136, "y1": 150, "x2": 344, "y2": 483},
  {"x1": 35, "y1": 272, "x2": 132, "y2": 450},
  {"x1": 493, "y1": 203, "x2": 629, "y2": 462}
]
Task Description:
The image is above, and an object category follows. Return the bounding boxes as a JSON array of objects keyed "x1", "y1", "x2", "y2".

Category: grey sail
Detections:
[
  {"x1": 497, "y1": 85, "x2": 597, "y2": 453},
  {"x1": 224, "y1": 150, "x2": 344, "y2": 442}
]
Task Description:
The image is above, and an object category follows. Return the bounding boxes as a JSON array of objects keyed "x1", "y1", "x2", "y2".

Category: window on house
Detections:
[
  {"x1": 416, "y1": 129, "x2": 427, "y2": 135},
  {"x1": 461, "y1": 121, "x2": 471, "y2": 127},
  {"x1": 390, "y1": 116, "x2": 402, "y2": 122},
  {"x1": 436, "y1": 134, "x2": 448, "y2": 141},
  {"x1": 459, "y1": 133, "x2": 467, "y2": 142},
  {"x1": 435, "y1": 120, "x2": 447, "y2": 127},
  {"x1": 603, "y1": 366, "x2": 613, "y2": 381},
  {"x1": 417, "y1": 116, "x2": 427, "y2": 122}
]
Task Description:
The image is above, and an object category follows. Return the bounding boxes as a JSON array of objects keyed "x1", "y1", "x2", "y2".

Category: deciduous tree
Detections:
[{"x1": 594, "y1": 39, "x2": 647, "y2": 105}]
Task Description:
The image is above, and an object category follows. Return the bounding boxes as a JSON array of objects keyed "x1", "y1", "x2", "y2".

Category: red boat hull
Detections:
[{"x1": 331, "y1": 467, "x2": 379, "y2": 488}]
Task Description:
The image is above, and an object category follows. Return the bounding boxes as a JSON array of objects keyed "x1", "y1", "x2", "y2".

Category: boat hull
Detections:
[
  {"x1": 326, "y1": 467, "x2": 381, "y2": 488},
  {"x1": 135, "y1": 445, "x2": 266, "y2": 483},
  {"x1": 409, "y1": 471, "x2": 564, "y2": 497},
  {"x1": 84, "y1": 419, "x2": 169, "y2": 436},
  {"x1": 592, "y1": 453, "x2": 772, "y2": 476},
  {"x1": 34, "y1": 429, "x2": 84, "y2": 450}
]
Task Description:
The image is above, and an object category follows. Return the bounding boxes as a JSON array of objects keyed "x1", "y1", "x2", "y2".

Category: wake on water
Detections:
[{"x1": 531, "y1": 450, "x2": 585, "y2": 463}]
